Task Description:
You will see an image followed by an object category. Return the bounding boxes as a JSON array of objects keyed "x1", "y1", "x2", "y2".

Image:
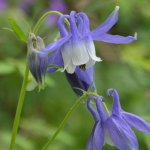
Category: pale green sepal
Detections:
[
  {"x1": 47, "y1": 65, "x2": 63, "y2": 69},
  {"x1": 87, "y1": 81, "x2": 94, "y2": 93},
  {"x1": 26, "y1": 75, "x2": 37, "y2": 91},
  {"x1": 48, "y1": 65, "x2": 64, "y2": 72},
  {"x1": 72, "y1": 87, "x2": 86, "y2": 94},
  {"x1": 8, "y1": 18, "x2": 28, "y2": 43}
]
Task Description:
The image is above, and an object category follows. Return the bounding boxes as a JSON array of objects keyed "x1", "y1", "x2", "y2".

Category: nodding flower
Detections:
[
  {"x1": 27, "y1": 36, "x2": 48, "y2": 90},
  {"x1": 38, "y1": 6, "x2": 137, "y2": 75},
  {"x1": 86, "y1": 89, "x2": 150, "y2": 150}
]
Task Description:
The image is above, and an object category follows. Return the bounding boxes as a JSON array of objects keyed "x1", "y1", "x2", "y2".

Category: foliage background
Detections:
[{"x1": 0, "y1": 0, "x2": 150, "y2": 149}]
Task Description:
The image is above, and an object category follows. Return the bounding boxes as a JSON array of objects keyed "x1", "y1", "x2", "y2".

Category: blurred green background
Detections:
[{"x1": 0, "y1": 0, "x2": 150, "y2": 149}]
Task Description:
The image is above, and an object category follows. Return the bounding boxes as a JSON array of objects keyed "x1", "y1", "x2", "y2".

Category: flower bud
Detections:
[{"x1": 27, "y1": 36, "x2": 48, "y2": 90}]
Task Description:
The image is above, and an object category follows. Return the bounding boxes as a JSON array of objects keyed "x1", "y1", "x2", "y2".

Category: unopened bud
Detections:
[{"x1": 27, "y1": 36, "x2": 48, "y2": 90}]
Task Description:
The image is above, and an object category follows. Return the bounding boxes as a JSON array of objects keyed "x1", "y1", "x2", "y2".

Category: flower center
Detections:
[{"x1": 79, "y1": 64, "x2": 86, "y2": 71}]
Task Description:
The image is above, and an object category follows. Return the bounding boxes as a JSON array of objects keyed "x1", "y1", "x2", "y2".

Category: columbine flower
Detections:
[
  {"x1": 86, "y1": 89, "x2": 150, "y2": 150},
  {"x1": 47, "y1": 44, "x2": 96, "y2": 96},
  {"x1": 38, "y1": 6, "x2": 137, "y2": 74},
  {"x1": 27, "y1": 36, "x2": 48, "y2": 90}
]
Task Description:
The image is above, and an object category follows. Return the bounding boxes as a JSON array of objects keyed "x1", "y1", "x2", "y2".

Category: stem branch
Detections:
[
  {"x1": 33, "y1": 11, "x2": 70, "y2": 34},
  {"x1": 42, "y1": 94, "x2": 88, "y2": 150},
  {"x1": 42, "y1": 91, "x2": 110, "y2": 150}
]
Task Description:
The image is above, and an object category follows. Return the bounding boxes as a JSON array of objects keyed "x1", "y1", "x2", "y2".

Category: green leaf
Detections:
[
  {"x1": 47, "y1": 65, "x2": 63, "y2": 69},
  {"x1": 8, "y1": 18, "x2": 28, "y2": 43},
  {"x1": 47, "y1": 65, "x2": 64, "y2": 72},
  {"x1": 72, "y1": 87, "x2": 86, "y2": 93},
  {"x1": 88, "y1": 81, "x2": 94, "y2": 92}
]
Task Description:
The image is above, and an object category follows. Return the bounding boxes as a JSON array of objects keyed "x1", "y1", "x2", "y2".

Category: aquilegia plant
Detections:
[{"x1": 6, "y1": 5, "x2": 149, "y2": 150}]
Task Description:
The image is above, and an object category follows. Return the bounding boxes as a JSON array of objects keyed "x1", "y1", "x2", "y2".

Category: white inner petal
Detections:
[
  {"x1": 66, "y1": 59, "x2": 76, "y2": 74},
  {"x1": 105, "y1": 128, "x2": 114, "y2": 146},
  {"x1": 83, "y1": 38, "x2": 102, "y2": 62},
  {"x1": 61, "y1": 41, "x2": 71, "y2": 72},
  {"x1": 71, "y1": 39, "x2": 89, "y2": 65},
  {"x1": 85, "y1": 56, "x2": 96, "y2": 69}
]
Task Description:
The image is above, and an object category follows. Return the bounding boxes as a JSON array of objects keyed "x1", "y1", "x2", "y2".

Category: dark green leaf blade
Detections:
[{"x1": 8, "y1": 18, "x2": 28, "y2": 43}]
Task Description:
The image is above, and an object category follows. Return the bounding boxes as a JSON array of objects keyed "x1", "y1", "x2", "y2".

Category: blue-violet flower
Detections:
[
  {"x1": 38, "y1": 6, "x2": 137, "y2": 74},
  {"x1": 86, "y1": 89, "x2": 150, "y2": 150}
]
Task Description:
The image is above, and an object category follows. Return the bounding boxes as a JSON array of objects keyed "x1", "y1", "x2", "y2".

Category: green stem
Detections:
[
  {"x1": 42, "y1": 94, "x2": 88, "y2": 150},
  {"x1": 33, "y1": 11, "x2": 70, "y2": 34},
  {"x1": 41, "y1": 92, "x2": 110, "y2": 150},
  {"x1": 9, "y1": 62, "x2": 29, "y2": 150}
]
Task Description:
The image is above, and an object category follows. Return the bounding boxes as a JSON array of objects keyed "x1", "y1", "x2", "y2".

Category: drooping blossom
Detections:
[
  {"x1": 27, "y1": 36, "x2": 48, "y2": 90},
  {"x1": 46, "y1": 42, "x2": 96, "y2": 96},
  {"x1": 38, "y1": 6, "x2": 137, "y2": 74},
  {"x1": 86, "y1": 89, "x2": 150, "y2": 150}
]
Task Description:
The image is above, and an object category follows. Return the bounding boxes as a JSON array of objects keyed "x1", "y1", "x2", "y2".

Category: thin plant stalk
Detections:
[
  {"x1": 9, "y1": 62, "x2": 29, "y2": 150},
  {"x1": 42, "y1": 92, "x2": 110, "y2": 150},
  {"x1": 9, "y1": 10, "x2": 68, "y2": 150}
]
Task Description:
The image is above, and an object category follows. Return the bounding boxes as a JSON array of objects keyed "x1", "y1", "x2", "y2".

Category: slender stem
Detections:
[
  {"x1": 9, "y1": 62, "x2": 29, "y2": 150},
  {"x1": 87, "y1": 92, "x2": 110, "y2": 117},
  {"x1": 42, "y1": 92, "x2": 110, "y2": 150},
  {"x1": 33, "y1": 11, "x2": 70, "y2": 34},
  {"x1": 42, "y1": 94, "x2": 88, "y2": 150}
]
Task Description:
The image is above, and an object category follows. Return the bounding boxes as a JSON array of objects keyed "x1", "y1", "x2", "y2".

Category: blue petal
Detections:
[
  {"x1": 86, "y1": 121, "x2": 105, "y2": 150},
  {"x1": 76, "y1": 12, "x2": 90, "y2": 34},
  {"x1": 92, "y1": 33, "x2": 137, "y2": 44},
  {"x1": 107, "y1": 89, "x2": 122, "y2": 116},
  {"x1": 40, "y1": 55, "x2": 48, "y2": 83},
  {"x1": 89, "y1": 6, "x2": 119, "y2": 37},
  {"x1": 96, "y1": 96, "x2": 107, "y2": 123},
  {"x1": 121, "y1": 111, "x2": 150, "y2": 135},
  {"x1": 107, "y1": 115, "x2": 139, "y2": 150},
  {"x1": 70, "y1": 11, "x2": 79, "y2": 37},
  {"x1": 87, "y1": 96, "x2": 99, "y2": 121},
  {"x1": 77, "y1": 16, "x2": 83, "y2": 35},
  {"x1": 58, "y1": 15, "x2": 70, "y2": 37},
  {"x1": 65, "y1": 70, "x2": 89, "y2": 96},
  {"x1": 75, "y1": 66, "x2": 96, "y2": 90},
  {"x1": 38, "y1": 34, "x2": 72, "y2": 58},
  {"x1": 69, "y1": 11, "x2": 89, "y2": 65},
  {"x1": 47, "y1": 48, "x2": 63, "y2": 74}
]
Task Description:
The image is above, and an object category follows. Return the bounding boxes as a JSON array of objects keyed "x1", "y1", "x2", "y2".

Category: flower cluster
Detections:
[
  {"x1": 26, "y1": 6, "x2": 149, "y2": 150},
  {"x1": 86, "y1": 89, "x2": 150, "y2": 150}
]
